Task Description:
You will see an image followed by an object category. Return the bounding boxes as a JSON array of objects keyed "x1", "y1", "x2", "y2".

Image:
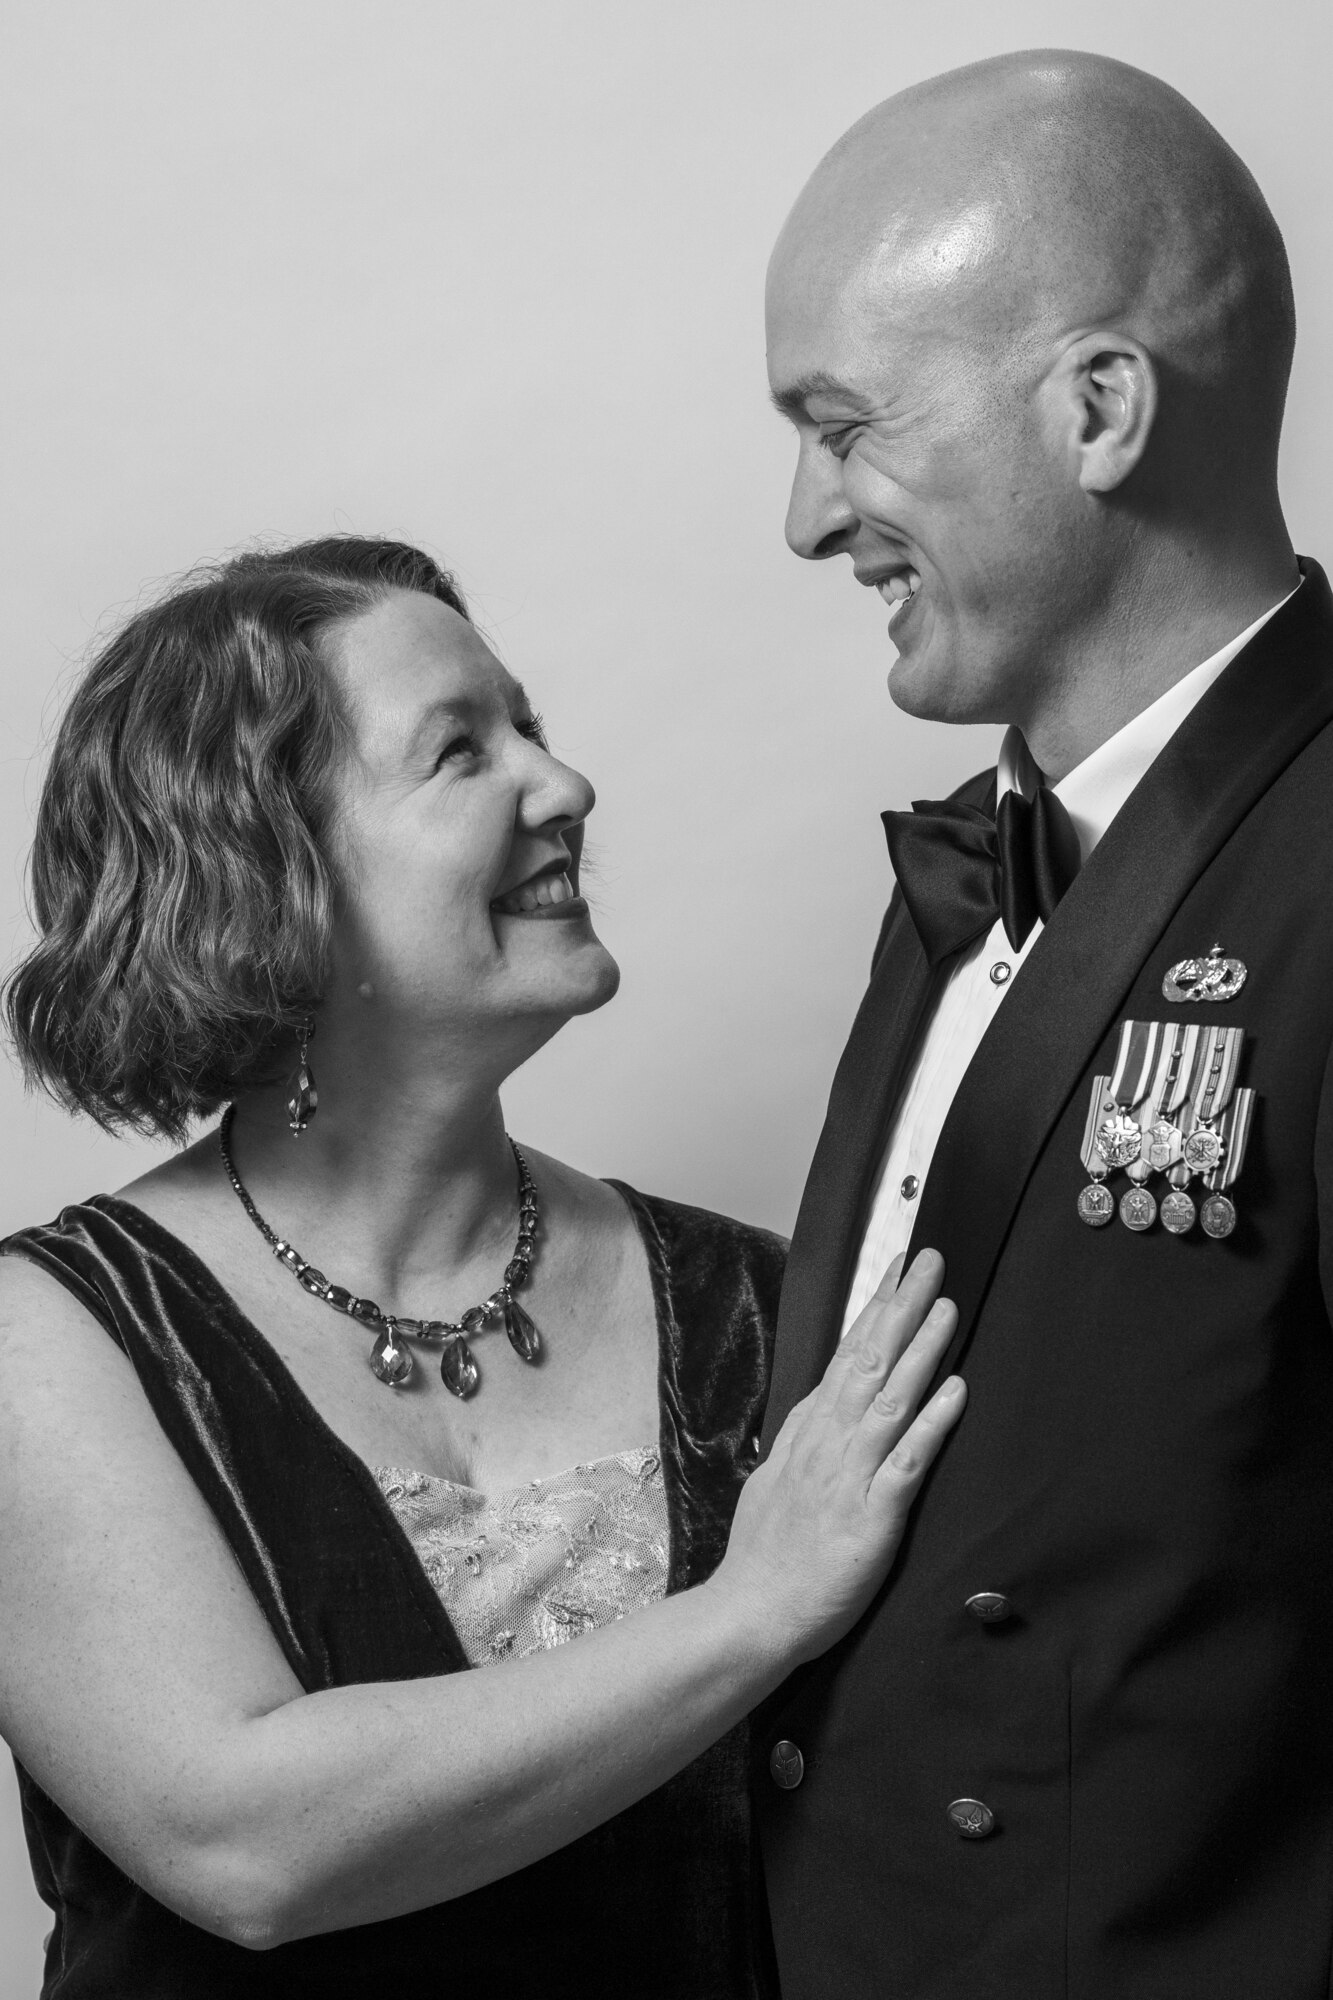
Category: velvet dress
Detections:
[{"x1": 2, "y1": 1182, "x2": 785, "y2": 1999}]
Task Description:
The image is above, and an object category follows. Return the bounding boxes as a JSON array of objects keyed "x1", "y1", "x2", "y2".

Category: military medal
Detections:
[
  {"x1": 1131, "y1": 1023, "x2": 1205, "y2": 1226},
  {"x1": 1159, "y1": 1026, "x2": 1249, "y2": 1238},
  {"x1": 1074, "y1": 1015, "x2": 1255, "y2": 1245},
  {"x1": 1078, "y1": 1184, "x2": 1115, "y2": 1227},
  {"x1": 1119, "y1": 1186, "x2": 1156, "y2": 1231},
  {"x1": 1162, "y1": 943, "x2": 1247, "y2": 1004},
  {"x1": 1104, "y1": 1021, "x2": 1179, "y2": 1228},
  {"x1": 1201, "y1": 1194, "x2": 1236, "y2": 1238},
  {"x1": 1197, "y1": 1088, "x2": 1256, "y2": 1238},
  {"x1": 1159, "y1": 1188, "x2": 1198, "y2": 1235},
  {"x1": 1095, "y1": 1021, "x2": 1165, "y2": 1176},
  {"x1": 1180, "y1": 1024, "x2": 1243, "y2": 1175},
  {"x1": 1076, "y1": 1074, "x2": 1116, "y2": 1226}
]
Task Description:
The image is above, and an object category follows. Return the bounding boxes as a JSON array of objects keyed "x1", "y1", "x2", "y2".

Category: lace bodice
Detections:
[{"x1": 376, "y1": 1443, "x2": 669, "y2": 1668}]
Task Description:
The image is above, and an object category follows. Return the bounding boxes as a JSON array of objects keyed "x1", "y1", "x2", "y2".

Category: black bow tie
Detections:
[{"x1": 881, "y1": 784, "x2": 1082, "y2": 970}]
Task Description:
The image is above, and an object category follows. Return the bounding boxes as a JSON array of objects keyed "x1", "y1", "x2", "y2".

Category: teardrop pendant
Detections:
[
  {"x1": 369, "y1": 1325, "x2": 414, "y2": 1387},
  {"x1": 441, "y1": 1335, "x2": 479, "y2": 1399},
  {"x1": 504, "y1": 1295, "x2": 542, "y2": 1364},
  {"x1": 286, "y1": 1059, "x2": 318, "y2": 1134}
]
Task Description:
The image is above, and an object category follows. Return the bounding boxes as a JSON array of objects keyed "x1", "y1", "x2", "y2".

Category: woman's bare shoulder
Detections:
[
  {"x1": 0, "y1": 1240, "x2": 107, "y2": 1325},
  {"x1": 115, "y1": 1127, "x2": 226, "y2": 1225}
]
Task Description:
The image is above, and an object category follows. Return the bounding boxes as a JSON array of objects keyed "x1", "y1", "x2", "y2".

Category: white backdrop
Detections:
[{"x1": 2, "y1": 0, "x2": 1330, "y2": 1984}]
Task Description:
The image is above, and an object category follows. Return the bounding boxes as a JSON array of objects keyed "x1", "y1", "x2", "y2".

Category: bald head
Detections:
[
  {"x1": 773, "y1": 50, "x2": 1292, "y2": 450},
  {"x1": 766, "y1": 52, "x2": 1299, "y2": 769}
]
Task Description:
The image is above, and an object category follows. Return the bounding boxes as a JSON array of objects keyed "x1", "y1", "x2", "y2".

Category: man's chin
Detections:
[
  {"x1": 886, "y1": 634, "x2": 996, "y2": 727},
  {"x1": 886, "y1": 647, "x2": 958, "y2": 723}
]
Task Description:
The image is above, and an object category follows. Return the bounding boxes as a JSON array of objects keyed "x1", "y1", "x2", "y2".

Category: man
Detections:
[{"x1": 758, "y1": 49, "x2": 1333, "y2": 1998}]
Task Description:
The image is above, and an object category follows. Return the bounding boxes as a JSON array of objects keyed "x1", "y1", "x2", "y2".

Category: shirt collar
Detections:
[{"x1": 996, "y1": 587, "x2": 1300, "y2": 861}]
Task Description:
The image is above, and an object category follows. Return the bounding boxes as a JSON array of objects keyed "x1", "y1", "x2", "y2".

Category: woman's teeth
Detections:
[{"x1": 492, "y1": 870, "x2": 576, "y2": 916}]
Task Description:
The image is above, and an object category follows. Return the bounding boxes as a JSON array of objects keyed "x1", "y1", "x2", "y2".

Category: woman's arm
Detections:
[{"x1": 0, "y1": 1250, "x2": 960, "y2": 1949}]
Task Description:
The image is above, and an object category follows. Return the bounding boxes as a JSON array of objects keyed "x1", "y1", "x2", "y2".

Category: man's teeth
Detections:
[
  {"x1": 492, "y1": 870, "x2": 576, "y2": 915},
  {"x1": 878, "y1": 570, "x2": 921, "y2": 606}
]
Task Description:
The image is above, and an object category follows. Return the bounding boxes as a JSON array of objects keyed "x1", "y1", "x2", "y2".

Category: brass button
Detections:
[
  {"x1": 989, "y1": 961, "x2": 1012, "y2": 986},
  {"x1": 947, "y1": 1797, "x2": 996, "y2": 1839},
  {"x1": 769, "y1": 1740, "x2": 804, "y2": 1790},
  {"x1": 965, "y1": 1592, "x2": 1013, "y2": 1624},
  {"x1": 900, "y1": 1174, "x2": 920, "y2": 1200}
]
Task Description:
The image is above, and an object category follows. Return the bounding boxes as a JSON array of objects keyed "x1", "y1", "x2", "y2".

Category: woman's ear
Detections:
[{"x1": 1056, "y1": 331, "x2": 1158, "y2": 494}]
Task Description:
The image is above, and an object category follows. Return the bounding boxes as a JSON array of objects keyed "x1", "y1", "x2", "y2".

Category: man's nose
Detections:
[{"x1": 784, "y1": 439, "x2": 859, "y2": 560}]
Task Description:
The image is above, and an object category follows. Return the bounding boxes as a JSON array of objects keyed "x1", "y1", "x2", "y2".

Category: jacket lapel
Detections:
[
  {"x1": 761, "y1": 896, "x2": 942, "y2": 1446},
  {"x1": 766, "y1": 561, "x2": 1333, "y2": 1445},
  {"x1": 906, "y1": 560, "x2": 1333, "y2": 1377}
]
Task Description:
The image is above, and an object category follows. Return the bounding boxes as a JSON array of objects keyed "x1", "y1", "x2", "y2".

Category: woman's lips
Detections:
[{"x1": 490, "y1": 869, "x2": 587, "y2": 919}]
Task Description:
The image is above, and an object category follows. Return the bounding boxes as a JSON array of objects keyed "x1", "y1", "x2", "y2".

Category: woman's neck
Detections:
[{"x1": 224, "y1": 1031, "x2": 529, "y2": 1305}]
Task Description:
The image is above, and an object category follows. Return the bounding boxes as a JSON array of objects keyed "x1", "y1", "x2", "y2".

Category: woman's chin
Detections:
[
  {"x1": 562, "y1": 946, "x2": 622, "y2": 1017},
  {"x1": 503, "y1": 937, "x2": 621, "y2": 1022}
]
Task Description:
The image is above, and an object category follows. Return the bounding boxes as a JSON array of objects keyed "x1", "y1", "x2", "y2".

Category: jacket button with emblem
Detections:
[
  {"x1": 947, "y1": 1797, "x2": 996, "y2": 1838},
  {"x1": 965, "y1": 1591, "x2": 1013, "y2": 1624},
  {"x1": 769, "y1": 1740, "x2": 804, "y2": 1790}
]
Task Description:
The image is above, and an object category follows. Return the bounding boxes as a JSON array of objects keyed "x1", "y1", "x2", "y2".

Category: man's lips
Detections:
[
  {"x1": 490, "y1": 866, "x2": 586, "y2": 919},
  {"x1": 855, "y1": 563, "x2": 922, "y2": 627}
]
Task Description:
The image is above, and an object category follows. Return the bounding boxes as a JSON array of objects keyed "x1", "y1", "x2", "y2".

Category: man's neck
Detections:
[{"x1": 1022, "y1": 537, "x2": 1300, "y2": 782}]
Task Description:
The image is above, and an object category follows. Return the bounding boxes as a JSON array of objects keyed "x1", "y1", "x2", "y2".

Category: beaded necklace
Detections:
[{"x1": 218, "y1": 1105, "x2": 541, "y2": 1397}]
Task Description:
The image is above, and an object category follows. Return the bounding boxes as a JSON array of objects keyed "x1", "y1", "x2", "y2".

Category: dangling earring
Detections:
[{"x1": 286, "y1": 1017, "x2": 318, "y2": 1135}]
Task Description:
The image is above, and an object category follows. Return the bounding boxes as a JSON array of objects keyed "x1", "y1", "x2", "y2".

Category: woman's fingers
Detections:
[
  {"x1": 867, "y1": 1375, "x2": 967, "y2": 1507},
  {"x1": 837, "y1": 1252, "x2": 906, "y2": 1344},
  {"x1": 845, "y1": 1295, "x2": 960, "y2": 1480},
  {"x1": 824, "y1": 1250, "x2": 947, "y2": 1429}
]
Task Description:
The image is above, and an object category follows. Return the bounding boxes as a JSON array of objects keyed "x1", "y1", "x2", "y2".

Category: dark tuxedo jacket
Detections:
[{"x1": 755, "y1": 563, "x2": 1333, "y2": 1999}]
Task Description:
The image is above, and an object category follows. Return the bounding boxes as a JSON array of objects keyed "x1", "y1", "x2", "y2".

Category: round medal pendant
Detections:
[
  {"x1": 1119, "y1": 1187, "x2": 1157, "y2": 1232},
  {"x1": 1077, "y1": 1183, "x2": 1115, "y2": 1228},
  {"x1": 1200, "y1": 1193, "x2": 1237, "y2": 1240},
  {"x1": 1146, "y1": 1120, "x2": 1181, "y2": 1173},
  {"x1": 1183, "y1": 1124, "x2": 1225, "y2": 1174},
  {"x1": 1159, "y1": 1189, "x2": 1197, "y2": 1236},
  {"x1": 1096, "y1": 1112, "x2": 1142, "y2": 1170}
]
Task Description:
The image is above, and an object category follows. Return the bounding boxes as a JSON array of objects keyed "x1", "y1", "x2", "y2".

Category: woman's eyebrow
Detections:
[
  {"x1": 405, "y1": 683, "x2": 533, "y2": 757},
  {"x1": 405, "y1": 696, "x2": 469, "y2": 757}
]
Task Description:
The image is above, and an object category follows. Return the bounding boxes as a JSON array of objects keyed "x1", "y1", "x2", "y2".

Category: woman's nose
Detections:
[{"x1": 522, "y1": 746, "x2": 596, "y2": 831}]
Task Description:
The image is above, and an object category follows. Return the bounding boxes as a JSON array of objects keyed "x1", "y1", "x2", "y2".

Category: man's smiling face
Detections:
[{"x1": 765, "y1": 229, "x2": 1085, "y2": 732}]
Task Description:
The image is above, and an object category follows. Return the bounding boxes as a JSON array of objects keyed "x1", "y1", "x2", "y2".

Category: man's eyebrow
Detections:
[{"x1": 769, "y1": 371, "x2": 863, "y2": 420}]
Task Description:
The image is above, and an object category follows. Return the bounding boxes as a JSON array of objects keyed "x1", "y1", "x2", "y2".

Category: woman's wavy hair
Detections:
[{"x1": 5, "y1": 535, "x2": 468, "y2": 1141}]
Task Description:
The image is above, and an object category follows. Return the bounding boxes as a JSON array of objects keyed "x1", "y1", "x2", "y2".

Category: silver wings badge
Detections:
[{"x1": 1162, "y1": 943, "x2": 1247, "y2": 1004}]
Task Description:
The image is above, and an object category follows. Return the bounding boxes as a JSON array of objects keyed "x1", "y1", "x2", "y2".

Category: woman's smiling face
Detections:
[{"x1": 320, "y1": 589, "x2": 619, "y2": 1044}]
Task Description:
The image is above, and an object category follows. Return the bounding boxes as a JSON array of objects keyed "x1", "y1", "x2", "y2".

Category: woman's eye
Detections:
[
  {"x1": 819, "y1": 426, "x2": 856, "y2": 456},
  {"x1": 518, "y1": 712, "x2": 548, "y2": 750},
  {"x1": 436, "y1": 733, "x2": 480, "y2": 766}
]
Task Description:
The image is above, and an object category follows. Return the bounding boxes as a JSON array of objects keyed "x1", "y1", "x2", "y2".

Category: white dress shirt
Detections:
[{"x1": 839, "y1": 592, "x2": 1296, "y2": 1337}]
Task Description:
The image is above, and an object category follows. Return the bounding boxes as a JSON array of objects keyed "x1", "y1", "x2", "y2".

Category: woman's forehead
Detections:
[{"x1": 328, "y1": 590, "x2": 520, "y2": 739}]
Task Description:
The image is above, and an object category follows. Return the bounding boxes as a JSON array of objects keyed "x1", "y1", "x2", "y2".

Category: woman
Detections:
[{"x1": 0, "y1": 536, "x2": 963, "y2": 1998}]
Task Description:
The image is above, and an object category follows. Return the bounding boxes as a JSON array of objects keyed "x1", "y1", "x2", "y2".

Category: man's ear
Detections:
[{"x1": 1056, "y1": 332, "x2": 1158, "y2": 494}]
